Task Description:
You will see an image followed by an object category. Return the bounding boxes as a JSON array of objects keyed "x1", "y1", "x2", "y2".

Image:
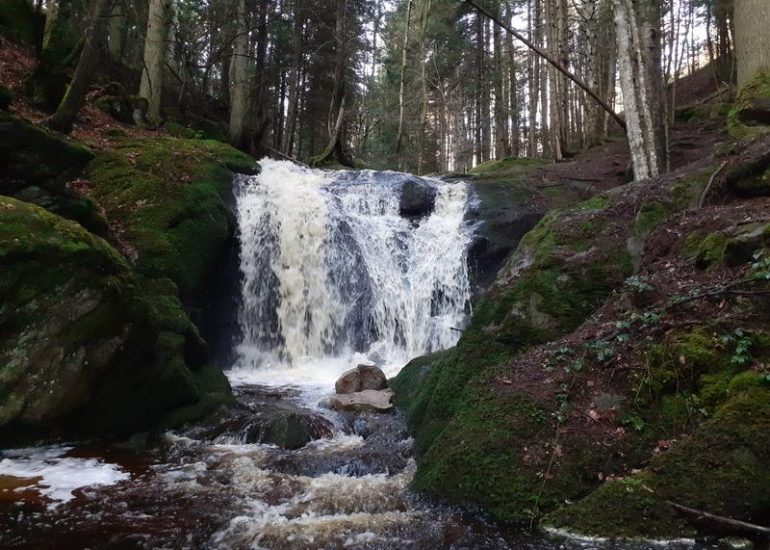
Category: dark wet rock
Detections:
[
  {"x1": 399, "y1": 178, "x2": 437, "y2": 219},
  {"x1": 465, "y1": 182, "x2": 541, "y2": 295},
  {"x1": 335, "y1": 364, "x2": 389, "y2": 394},
  {"x1": 0, "y1": 85, "x2": 11, "y2": 111},
  {"x1": 245, "y1": 411, "x2": 334, "y2": 450},
  {"x1": 330, "y1": 389, "x2": 394, "y2": 413},
  {"x1": 352, "y1": 418, "x2": 370, "y2": 438}
]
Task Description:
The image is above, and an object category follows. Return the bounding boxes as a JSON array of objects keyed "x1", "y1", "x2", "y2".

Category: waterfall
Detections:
[{"x1": 230, "y1": 159, "x2": 473, "y2": 387}]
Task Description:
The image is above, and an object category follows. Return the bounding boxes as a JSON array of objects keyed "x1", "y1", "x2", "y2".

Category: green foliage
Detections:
[{"x1": 0, "y1": 0, "x2": 39, "y2": 46}]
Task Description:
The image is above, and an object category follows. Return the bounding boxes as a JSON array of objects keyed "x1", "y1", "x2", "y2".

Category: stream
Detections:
[{"x1": 0, "y1": 161, "x2": 709, "y2": 549}]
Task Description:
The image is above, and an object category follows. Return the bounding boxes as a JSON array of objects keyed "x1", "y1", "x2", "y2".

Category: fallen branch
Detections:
[
  {"x1": 667, "y1": 501, "x2": 770, "y2": 537},
  {"x1": 463, "y1": 0, "x2": 626, "y2": 133},
  {"x1": 698, "y1": 161, "x2": 728, "y2": 208}
]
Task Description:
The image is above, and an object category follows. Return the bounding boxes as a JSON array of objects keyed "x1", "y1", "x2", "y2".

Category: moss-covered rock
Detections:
[
  {"x1": 729, "y1": 71, "x2": 770, "y2": 140},
  {"x1": 543, "y1": 385, "x2": 770, "y2": 540},
  {"x1": 394, "y1": 163, "x2": 715, "y2": 524},
  {"x1": 0, "y1": 197, "x2": 232, "y2": 442},
  {"x1": 0, "y1": 112, "x2": 93, "y2": 191},
  {"x1": 0, "y1": 113, "x2": 109, "y2": 235},
  {"x1": 85, "y1": 137, "x2": 257, "y2": 299}
]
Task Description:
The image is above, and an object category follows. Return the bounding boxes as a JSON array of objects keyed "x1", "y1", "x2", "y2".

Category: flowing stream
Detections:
[{"x1": 0, "y1": 161, "x2": 694, "y2": 549}]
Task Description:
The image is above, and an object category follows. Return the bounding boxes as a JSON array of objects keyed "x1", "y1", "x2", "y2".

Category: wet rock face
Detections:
[
  {"x1": 399, "y1": 178, "x2": 437, "y2": 219},
  {"x1": 335, "y1": 364, "x2": 389, "y2": 394}
]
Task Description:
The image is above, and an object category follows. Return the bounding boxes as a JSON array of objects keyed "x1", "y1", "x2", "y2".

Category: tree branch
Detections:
[{"x1": 462, "y1": 0, "x2": 627, "y2": 133}]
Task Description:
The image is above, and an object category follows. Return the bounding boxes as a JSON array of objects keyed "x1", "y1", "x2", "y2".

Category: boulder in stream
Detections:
[
  {"x1": 330, "y1": 389, "x2": 395, "y2": 413},
  {"x1": 335, "y1": 364, "x2": 388, "y2": 394},
  {"x1": 399, "y1": 178, "x2": 437, "y2": 219}
]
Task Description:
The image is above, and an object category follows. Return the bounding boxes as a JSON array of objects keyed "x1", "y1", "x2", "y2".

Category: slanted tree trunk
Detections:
[
  {"x1": 613, "y1": 0, "x2": 667, "y2": 180},
  {"x1": 47, "y1": 0, "x2": 110, "y2": 133},
  {"x1": 735, "y1": 0, "x2": 770, "y2": 88},
  {"x1": 139, "y1": 0, "x2": 172, "y2": 123},
  {"x1": 228, "y1": 0, "x2": 250, "y2": 146}
]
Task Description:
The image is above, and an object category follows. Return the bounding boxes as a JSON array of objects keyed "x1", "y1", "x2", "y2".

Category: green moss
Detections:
[
  {"x1": 546, "y1": 386, "x2": 770, "y2": 540},
  {"x1": 0, "y1": 196, "x2": 232, "y2": 441},
  {"x1": 85, "y1": 137, "x2": 255, "y2": 297},
  {"x1": 579, "y1": 195, "x2": 609, "y2": 211},
  {"x1": 633, "y1": 202, "x2": 670, "y2": 236},
  {"x1": 0, "y1": 112, "x2": 94, "y2": 188},
  {"x1": 469, "y1": 156, "x2": 548, "y2": 176},
  {"x1": 729, "y1": 70, "x2": 770, "y2": 139}
]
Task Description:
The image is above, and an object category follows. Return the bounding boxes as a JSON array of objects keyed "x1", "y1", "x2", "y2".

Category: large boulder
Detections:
[
  {"x1": 330, "y1": 390, "x2": 395, "y2": 413},
  {"x1": 335, "y1": 364, "x2": 388, "y2": 394},
  {"x1": 0, "y1": 197, "x2": 232, "y2": 442},
  {"x1": 245, "y1": 410, "x2": 334, "y2": 450},
  {"x1": 399, "y1": 178, "x2": 437, "y2": 219}
]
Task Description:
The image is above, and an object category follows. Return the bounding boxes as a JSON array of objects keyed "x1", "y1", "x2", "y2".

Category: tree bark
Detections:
[
  {"x1": 139, "y1": 0, "x2": 172, "y2": 123},
  {"x1": 47, "y1": 0, "x2": 110, "y2": 134},
  {"x1": 228, "y1": 0, "x2": 250, "y2": 146},
  {"x1": 735, "y1": 0, "x2": 770, "y2": 88},
  {"x1": 395, "y1": 0, "x2": 412, "y2": 155},
  {"x1": 613, "y1": 0, "x2": 667, "y2": 180}
]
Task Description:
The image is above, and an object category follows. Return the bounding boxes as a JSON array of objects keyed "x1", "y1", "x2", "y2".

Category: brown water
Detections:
[{"x1": 0, "y1": 385, "x2": 718, "y2": 549}]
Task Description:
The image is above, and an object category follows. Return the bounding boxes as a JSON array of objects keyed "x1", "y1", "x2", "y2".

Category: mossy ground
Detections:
[{"x1": 394, "y1": 137, "x2": 770, "y2": 535}]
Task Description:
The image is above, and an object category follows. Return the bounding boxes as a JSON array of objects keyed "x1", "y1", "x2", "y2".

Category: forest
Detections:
[{"x1": 2, "y1": 0, "x2": 770, "y2": 547}]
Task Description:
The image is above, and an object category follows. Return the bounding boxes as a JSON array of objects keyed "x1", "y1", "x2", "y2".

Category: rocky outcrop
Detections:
[
  {"x1": 332, "y1": 365, "x2": 393, "y2": 413},
  {"x1": 335, "y1": 364, "x2": 389, "y2": 394},
  {"x1": 399, "y1": 178, "x2": 437, "y2": 219},
  {"x1": 393, "y1": 159, "x2": 721, "y2": 524},
  {"x1": 0, "y1": 196, "x2": 232, "y2": 441},
  {"x1": 330, "y1": 389, "x2": 395, "y2": 413}
]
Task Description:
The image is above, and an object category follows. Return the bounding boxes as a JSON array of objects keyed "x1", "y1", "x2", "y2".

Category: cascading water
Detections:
[{"x1": 230, "y1": 159, "x2": 474, "y2": 388}]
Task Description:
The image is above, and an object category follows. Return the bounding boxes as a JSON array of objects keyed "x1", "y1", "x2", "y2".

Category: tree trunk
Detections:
[
  {"x1": 228, "y1": 0, "x2": 250, "y2": 146},
  {"x1": 139, "y1": 0, "x2": 172, "y2": 123},
  {"x1": 312, "y1": 0, "x2": 350, "y2": 167},
  {"x1": 395, "y1": 0, "x2": 412, "y2": 155},
  {"x1": 47, "y1": 0, "x2": 110, "y2": 133},
  {"x1": 613, "y1": 0, "x2": 667, "y2": 180},
  {"x1": 735, "y1": 0, "x2": 770, "y2": 88},
  {"x1": 493, "y1": 0, "x2": 509, "y2": 160},
  {"x1": 107, "y1": 1, "x2": 124, "y2": 61}
]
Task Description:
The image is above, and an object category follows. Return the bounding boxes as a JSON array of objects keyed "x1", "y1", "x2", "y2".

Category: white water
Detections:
[
  {"x1": 0, "y1": 446, "x2": 129, "y2": 509},
  {"x1": 229, "y1": 159, "x2": 474, "y2": 389}
]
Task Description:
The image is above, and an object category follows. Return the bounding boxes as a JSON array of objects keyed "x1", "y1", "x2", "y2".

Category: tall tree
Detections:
[
  {"x1": 613, "y1": 0, "x2": 667, "y2": 180},
  {"x1": 228, "y1": 0, "x2": 250, "y2": 146},
  {"x1": 140, "y1": 0, "x2": 173, "y2": 123},
  {"x1": 735, "y1": 0, "x2": 770, "y2": 88}
]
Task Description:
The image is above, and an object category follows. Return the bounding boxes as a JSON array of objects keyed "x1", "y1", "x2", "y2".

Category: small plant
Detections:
[
  {"x1": 721, "y1": 328, "x2": 754, "y2": 367},
  {"x1": 624, "y1": 275, "x2": 656, "y2": 293},
  {"x1": 751, "y1": 250, "x2": 770, "y2": 280},
  {"x1": 585, "y1": 339, "x2": 614, "y2": 363}
]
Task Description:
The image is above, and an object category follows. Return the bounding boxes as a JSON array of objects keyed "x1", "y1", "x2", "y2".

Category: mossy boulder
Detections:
[
  {"x1": 94, "y1": 95, "x2": 144, "y2": 125},
  {"x1": 0, "y1": 112, "x2": 93, "y2": 192},
  {"x1": 394, "y1": 163, "x2": 715, "y2": 524},
  {"x1": 85, "y1": 137, "x2": 257, "y2": 299},
  {"x1": 543, "y1": 385, "x2": 770, "y2": 540},
  {"x1": 0, "y1": 197, "x2": 232, "y2": 441},
  {"x1": 0, "y1": 113, "x2": 109, "y2": 235}
]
